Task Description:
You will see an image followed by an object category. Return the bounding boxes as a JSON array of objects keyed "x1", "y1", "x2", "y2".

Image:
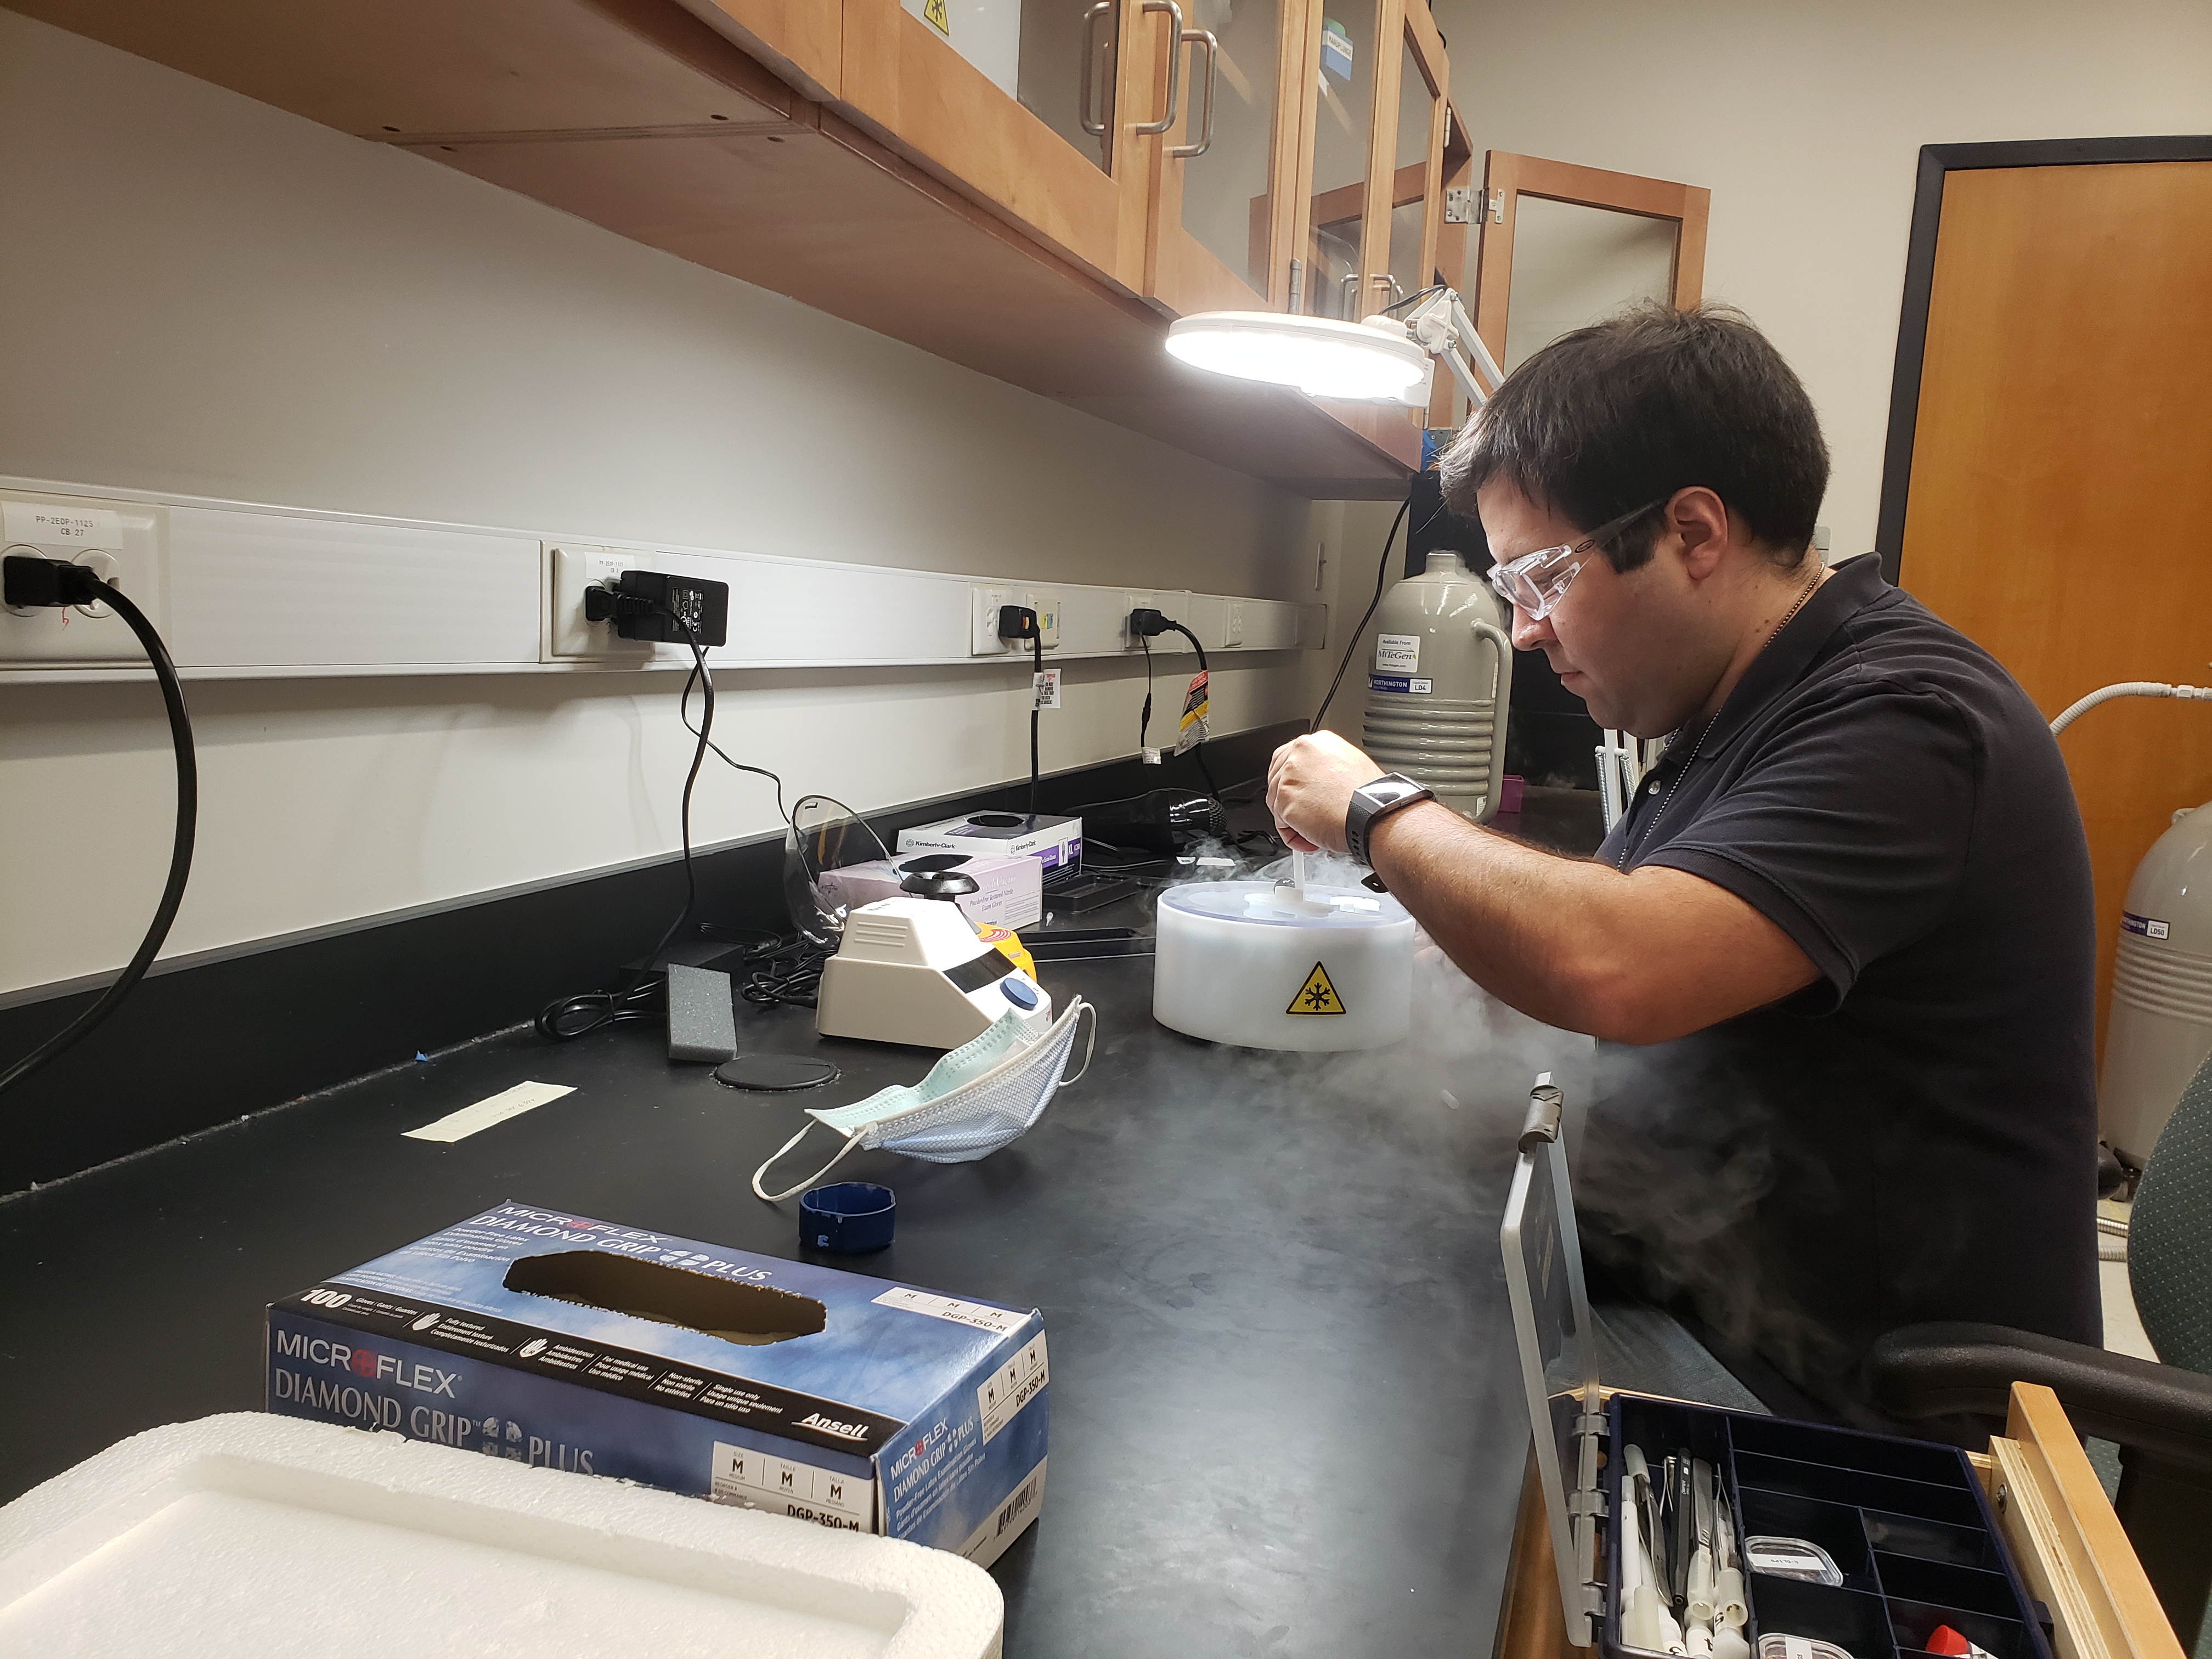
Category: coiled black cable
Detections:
[{"x1": 0, "y1": 583, "x2": 196, "y2": 1098}]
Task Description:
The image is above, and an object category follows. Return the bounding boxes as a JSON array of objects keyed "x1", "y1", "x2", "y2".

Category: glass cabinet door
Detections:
[
  {"x1": 843, "y1": 0, "x2": 1173, "y2": 295},
  {"x1": 1292, "y1": 0, "x2": 1444, "y2": 321},
  {"x1": 1301, "y1": 0, "x2": 1380, "y2": 319},
  {"x1": 1143, "y1": 0, "x2": 1310, "y2": 314},
  {"x1": 1380, "y1": 11, "x2": 1444, "y2": 307}
]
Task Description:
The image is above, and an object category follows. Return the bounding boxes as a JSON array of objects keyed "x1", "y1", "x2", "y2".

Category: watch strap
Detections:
[{"x1": 1345, "y1": 774, "x2": 1435, "y2": 864}]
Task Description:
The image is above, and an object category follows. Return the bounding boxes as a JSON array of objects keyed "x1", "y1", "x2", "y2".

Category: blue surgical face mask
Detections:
[{"x1": 752, "y1": 1000, "x2": 1094, "y2": 1202}]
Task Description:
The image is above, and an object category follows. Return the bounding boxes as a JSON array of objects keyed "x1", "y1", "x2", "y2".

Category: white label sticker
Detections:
[
  {"x1": 709, "y1": 1441, "x2": 873, "y2": 1530},
  {"x1": 4, "y1": 500, "x2": 122, "y2": 549},
  {"x1": 1408, "y1": 677, "x2": 1433, "y2": 695},
  {"x1": 1374, "y1": 633, "x2": 1420, "y2": 673},
  {"x1": 403, "y1": 1081, "x2": 575, "y2": 1142},
  {"x1": 873, "y1": 1286, "x2": 1028, "y2": 1335},
  {"x1": 977, "y1": 1333, "x2": 1049, "y2": 1443},
  {"x1": 1033, "y1": 669, "x2": 1061, "y2": 709}
]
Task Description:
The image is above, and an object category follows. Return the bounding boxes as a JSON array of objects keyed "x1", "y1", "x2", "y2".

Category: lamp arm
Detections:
[
  {"x1": 1452, "y1": 292, "x2": 1505, "y2": 396},
  {"x1": 1401, "y1": 286, "x2": 1504, "y2": 411}
]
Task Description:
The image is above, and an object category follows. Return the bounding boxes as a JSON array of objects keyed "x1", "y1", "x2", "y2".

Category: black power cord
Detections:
[
  {"x1": 997, "y1": 605, "x2": 1045, "y2": 825},
  {"x1": 1311, "y1": 495, "x2": 1412, "y2": 732},
  {"x1": 0, "y1": 558, "x2": 197, "y2": 1098},
  {"x1": 1127, "y1": 608, "x2": 1223, "y2": 805},
  {"x1": 538, "y1": 598, "x2": 728, "y2": 1043}
]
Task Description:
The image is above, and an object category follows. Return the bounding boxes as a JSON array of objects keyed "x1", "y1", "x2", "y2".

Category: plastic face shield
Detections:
[
  {"x1": 1499, "y1": 1077, "x2": 1604, "y2": 1647},
  {"x1": 782, "y1": 794, "x2": 892, "y2": 943}
]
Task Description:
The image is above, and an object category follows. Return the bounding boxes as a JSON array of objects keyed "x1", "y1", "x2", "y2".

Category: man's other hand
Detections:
[{"x1": 1267, "y1": 731, "x2": 1383, "y2": 855}]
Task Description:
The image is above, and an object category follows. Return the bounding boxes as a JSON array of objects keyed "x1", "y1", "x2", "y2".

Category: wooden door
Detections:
[
  {"x1": 838, "y1": 0, "x2": 1171, "y2": 295},
  {"x1": 1888, "y1": 150, "x2": 2212, "y2": 1058}
]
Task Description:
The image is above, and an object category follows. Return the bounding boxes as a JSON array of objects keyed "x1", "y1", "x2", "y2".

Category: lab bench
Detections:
[{"x1": 1, "y1": 908, "x2": 1582, "y2": 1654}]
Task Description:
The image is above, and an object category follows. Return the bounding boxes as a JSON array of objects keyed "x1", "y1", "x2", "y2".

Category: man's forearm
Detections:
[
  {"x1": 1266, "y1": 731, "x2": 1820, "y2": 1040},
  {"x1": 1364, "y1": 801, "x2": 1645, "y2": 1034}
]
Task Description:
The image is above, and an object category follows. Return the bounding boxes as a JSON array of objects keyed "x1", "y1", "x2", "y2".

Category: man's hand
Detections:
[{"x1": 1266, "y1": 731, "x2": 1384, "y2": 854}]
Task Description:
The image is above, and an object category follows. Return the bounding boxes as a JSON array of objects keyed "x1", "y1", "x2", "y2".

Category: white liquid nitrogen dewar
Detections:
[{"x1": 1153, "y1": 881, "x2": 1414, "y2": 1051}]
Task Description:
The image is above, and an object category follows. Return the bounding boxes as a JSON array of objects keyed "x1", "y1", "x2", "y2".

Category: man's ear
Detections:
[{"x1": 1665, "y1": 487, "x2": 1731, "y2": 582}]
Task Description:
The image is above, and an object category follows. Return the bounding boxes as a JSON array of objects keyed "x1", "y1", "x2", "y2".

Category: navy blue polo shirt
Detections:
[{"x1": 1578, "y1": 554, "x2": 2101, "y2": 1405}]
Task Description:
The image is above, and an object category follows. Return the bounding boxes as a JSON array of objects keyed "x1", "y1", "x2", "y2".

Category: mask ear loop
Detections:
[
  {"x1": 752, "y1": 1120, "x2": 867, "y2": 1204},
  {"x1": 1059, "y1": 998, "x2": 1097, "y2": 1085}
]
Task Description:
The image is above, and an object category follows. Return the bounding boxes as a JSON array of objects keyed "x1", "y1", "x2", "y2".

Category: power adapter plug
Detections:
[
  {"x1": 583, "y1": 568, "x2": 730, "y2": 647},
  {"x1": 997, "y1": 605, "x2": 1039, "y2": 641}
]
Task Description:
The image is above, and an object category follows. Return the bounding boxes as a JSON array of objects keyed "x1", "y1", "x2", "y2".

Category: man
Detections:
[{"x1": 1267, "y1": 304, "x2": 2100, "y2": 1417}]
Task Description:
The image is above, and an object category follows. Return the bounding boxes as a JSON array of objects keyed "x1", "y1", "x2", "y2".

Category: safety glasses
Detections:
[{"x1": 1487, "y1": 498, "x2": 1669, "y2": 620}]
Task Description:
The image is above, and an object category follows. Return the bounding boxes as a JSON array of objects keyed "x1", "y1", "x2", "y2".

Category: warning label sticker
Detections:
[
  {"x1": 1287, "y1": 962, "x2": 1345, "y2": 1016},
  {"x1": 922, "y1": 0, "x2": 950, "y2": 34}
]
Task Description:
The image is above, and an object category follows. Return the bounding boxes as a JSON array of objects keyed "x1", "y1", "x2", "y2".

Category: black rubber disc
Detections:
[{"x1": 713, "y1": 1054, "x2": 840, "y2": 1092}]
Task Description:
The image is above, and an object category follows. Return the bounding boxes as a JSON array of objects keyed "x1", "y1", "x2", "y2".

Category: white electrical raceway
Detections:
[{"x1": 0, "y1": 482, "x2": 1325, "y2": 679}]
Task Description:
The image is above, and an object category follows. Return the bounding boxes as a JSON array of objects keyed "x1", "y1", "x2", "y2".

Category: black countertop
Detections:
[{"x1": 0, "y1": 794, "x2": 1629, "y2": 1655}]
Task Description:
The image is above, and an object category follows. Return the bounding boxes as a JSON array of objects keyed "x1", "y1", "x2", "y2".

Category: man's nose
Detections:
[{"x1": 1509, "y1": 606, "x2": 1550, "y2": 652}]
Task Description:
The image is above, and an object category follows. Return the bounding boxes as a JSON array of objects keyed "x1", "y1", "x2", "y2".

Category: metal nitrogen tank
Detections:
[
  {"x1": 1363, "y1": 551, "x2": 1515, "y2": 823},
  {"x1": 1153, "y1": 881, "x2": 1414, "y2": 1052},
  {"x1": 2100, "y1": 798, "x2": 2212, "y2": 1164}
]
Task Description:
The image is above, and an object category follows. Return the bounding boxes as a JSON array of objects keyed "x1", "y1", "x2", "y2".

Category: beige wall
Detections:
[
  {"x1": 1431, "y1": 0, "x2": 2212, "y2": 561},
  {"x1": 0, "y1": 10, "x2": 1348, "y2": 997}
]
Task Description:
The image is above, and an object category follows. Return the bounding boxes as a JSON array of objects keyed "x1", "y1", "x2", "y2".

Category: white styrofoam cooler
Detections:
[
  {"x1": 1152, "y1": 880, "x2": 1414, "y2": 1052},
  {"x1": 0, "y1": 1413, "x2": 1003, "y2": 1658}
]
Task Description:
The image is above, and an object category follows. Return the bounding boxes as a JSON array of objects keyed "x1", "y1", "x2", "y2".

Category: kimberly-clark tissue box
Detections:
[{"x1": 266, "y1": 1200, "x2": 1048, "y2": 1565}]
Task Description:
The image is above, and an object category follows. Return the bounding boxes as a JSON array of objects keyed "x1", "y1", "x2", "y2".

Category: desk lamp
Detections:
[{"x1": 1164, "y1": 285, "x2": 1505, "y2": 411}]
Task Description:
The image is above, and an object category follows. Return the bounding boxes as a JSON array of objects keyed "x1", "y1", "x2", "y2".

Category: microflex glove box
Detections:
[{"x1": 265, "y1": 1201, "x2": 1049, "y2": 1566}]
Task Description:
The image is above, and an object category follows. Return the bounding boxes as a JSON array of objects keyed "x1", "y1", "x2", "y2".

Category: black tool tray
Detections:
[{"x1": 1502, "y1": 1076, "x2": 2052, "y2": 1659}]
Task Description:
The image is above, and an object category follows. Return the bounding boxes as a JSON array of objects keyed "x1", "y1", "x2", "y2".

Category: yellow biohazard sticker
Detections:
[
  {"x1": 1287, "y1": 961, "x2": 1345, "y2": 1017},
  {"x1": 922, "y1": 0, "x2": 950, "y2": 36}
]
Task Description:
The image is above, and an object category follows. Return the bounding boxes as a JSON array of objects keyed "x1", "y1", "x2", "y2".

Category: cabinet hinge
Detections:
[
  {"x1": 1443, "y1": 185, "x2": 1473, "y2": 225},
  {"x1": 1486, "y1": 188, "x2": 1505, "y2": 224}
]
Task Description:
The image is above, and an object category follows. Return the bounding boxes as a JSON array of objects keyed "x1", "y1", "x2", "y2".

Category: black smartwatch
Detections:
[{"x1": 1344, "y1": 773, "x2": 1435, "y2": 865}]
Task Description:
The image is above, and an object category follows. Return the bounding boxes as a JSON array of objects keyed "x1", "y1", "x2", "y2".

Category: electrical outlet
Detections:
[
  {"x1": 1023, "y1": 589, "x2": 1063, "y2": 650},
  {"x1": 1122, "y1": 592, "x2": 1153, "y2": 648},
  {"x1": 545, "y1": 543, "x2": 655, "y2": 661},
  {"x1": 970, "y1": 585, "x2": 1014, "y2": 655},
  {"x1": 1225, "y1": 601, "x2": 1245, "y2": 647},
  {"x1": 0, "y1": 492, "x2": 167, "y2": 666}
]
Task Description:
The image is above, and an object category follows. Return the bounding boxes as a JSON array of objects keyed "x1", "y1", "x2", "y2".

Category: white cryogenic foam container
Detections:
[
  {"x1": 1153, "y1": 880, "x2": 1414, "y2": 1052},
  {"x1": 0, "y1": 1413, "x2": 1003, "y2": 1659}
]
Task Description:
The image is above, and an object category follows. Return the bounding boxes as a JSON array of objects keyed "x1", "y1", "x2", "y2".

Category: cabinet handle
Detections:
[
  {"x1": 1079, "y1": 1, "x2": 1113, "y2": 137},
  {"x1": 1167, "y1": 27, "x2": 1217, "y2": 159},
  {"x1": 1133, "y1": 0, "x2": 1186, "y2": 136}
]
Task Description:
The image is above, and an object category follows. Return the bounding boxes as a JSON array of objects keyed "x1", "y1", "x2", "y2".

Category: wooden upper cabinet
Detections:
[
  {"x1": 676, "y1": 0, "x2": 844, "y2": 101},
  {"x1": 831, "y1": 0, "x2": 1170, "y2": 295}
]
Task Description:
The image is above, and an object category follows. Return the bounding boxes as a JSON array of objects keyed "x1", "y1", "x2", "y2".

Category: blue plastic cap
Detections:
[
  {"x1": 799, "y1": 1182, "x2": 896, "y2": 1254},
  {"x1": 1000, "y1": 976, "x2": 1039, "y2": 1009}
]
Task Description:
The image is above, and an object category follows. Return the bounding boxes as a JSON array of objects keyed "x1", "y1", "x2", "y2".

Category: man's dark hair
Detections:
[{"x1": 1439, "y1": 303, "x2": 1830, "y2": 571}]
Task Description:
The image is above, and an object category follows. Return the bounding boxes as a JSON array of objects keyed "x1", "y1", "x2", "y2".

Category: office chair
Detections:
[{"x1": 1868, "y1": 1047, "x2": 2212, "y2": 1645}]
